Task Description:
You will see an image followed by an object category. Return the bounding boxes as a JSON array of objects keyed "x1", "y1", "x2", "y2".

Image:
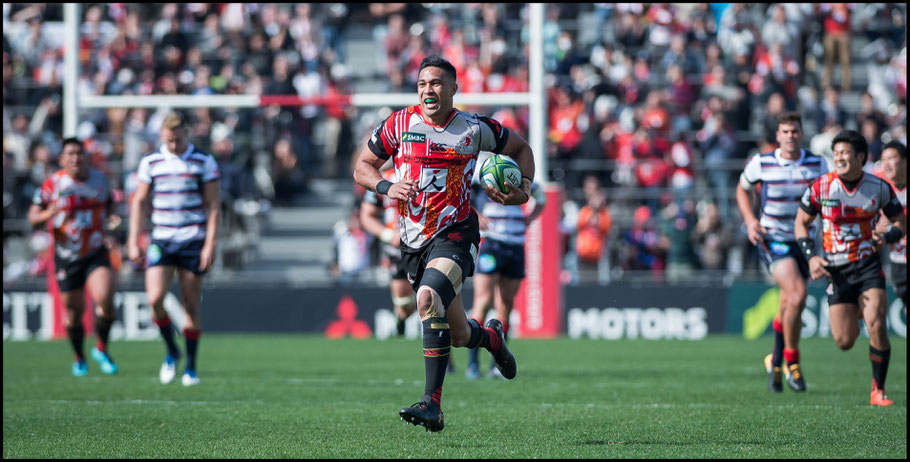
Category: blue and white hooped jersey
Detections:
[
  {"x1": 739, "y1": 149, "x2": 827, "y2": 242},
  {"x1": 471, "y1": 175, "x2": 545, "y2": 246},
  {"x1": 136, "y1": 143, "x2": 220, "y2": 243}
]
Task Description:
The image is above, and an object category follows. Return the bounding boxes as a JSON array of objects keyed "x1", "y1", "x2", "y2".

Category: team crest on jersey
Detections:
[
  {"x1": 478, "y1": 254, "x2": 496, "y2": 272},
  {"x1": 769, "y1": 242, "x2": 791, "y2": 255},
  {"x1": 418, "y1": 168, "x2": 447, "y2": 193},
  {"x1": 402, "y1": 132, "x2": 426, "y2": 143},
  {"x1": 147, "y1": 244, "x2": 162, "y2": 265}
]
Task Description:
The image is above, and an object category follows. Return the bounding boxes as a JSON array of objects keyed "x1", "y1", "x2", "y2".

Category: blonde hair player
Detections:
[{"x1": 128, "y1": 111, "x2": 221, "y2": 386}]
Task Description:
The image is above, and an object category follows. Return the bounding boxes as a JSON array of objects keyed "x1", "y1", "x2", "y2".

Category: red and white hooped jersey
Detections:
[
  {"x1": 368, "y1": 105, "x2": 509, "y2": 250},
  {"x1": 801, "y1": 172, "x2": 903, "y2": 266},
  {"x1": 886, "y1": 181, "x2": 906, "y2": 264},
  {"x1": 33, "y1": 168, "x2": 112, "y2": 263}
]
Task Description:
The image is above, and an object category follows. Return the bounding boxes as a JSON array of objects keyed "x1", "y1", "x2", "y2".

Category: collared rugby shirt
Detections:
[
  {"x1": 34, "y1": 168, "x2": 112, "y2": 263},
  {"x1": 801, "y1": 172, "x2": 903, "y2": 266},
  {"x1": 368, "y1": 105, "x2": 508, "y2": 250},
  {"x1": 136, "y1": 143, "x2": 220, "y2": 243},
  {"x1": 740, "y1": 149, "x2": 828, "y2": 241}
]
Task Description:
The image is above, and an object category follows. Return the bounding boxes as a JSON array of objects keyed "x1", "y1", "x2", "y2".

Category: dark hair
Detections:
[
  {"x1": 882, "y1": 140, "x2": 907, "y2": 159},
  {"x1": 831, "y1": 129, "x2": 869, "y2": 164},
  {"x1": 61, "y1": 137, "x2": 84, "y2": 153},
  {"x1": 777, "y1": 111, "x2": 802, "y2": 129},
  {"x1": 418, "y1": 55, "x2": 457, "y2": 82}
]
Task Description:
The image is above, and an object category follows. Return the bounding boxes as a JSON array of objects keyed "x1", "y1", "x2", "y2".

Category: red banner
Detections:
[{"x1": 513, "y1": 184, "x2": 562, "y2": 338}]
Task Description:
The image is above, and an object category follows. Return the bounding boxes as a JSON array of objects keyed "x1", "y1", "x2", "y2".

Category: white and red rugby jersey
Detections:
[
  {"x1": 885, "y1": 180, "x2": 906, "y2": 264},
  {"x1": 368, "y1": 105, "x2": 509, "y2": 250},
  {"x1": 801, "y1": 172, "x2": 903, "y2": 266},
  {"x1": 33, "y1": 168, "x2": 112, "y2": 263}
]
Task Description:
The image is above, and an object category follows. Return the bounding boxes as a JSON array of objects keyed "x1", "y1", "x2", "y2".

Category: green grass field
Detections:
[{"x1": 2, "y1": 335, "x2": 906, "y2": 459}]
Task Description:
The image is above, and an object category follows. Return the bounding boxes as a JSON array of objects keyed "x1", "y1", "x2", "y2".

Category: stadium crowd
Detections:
[{"x1": 3, "y1": 3, "x2": 907, "y2": 285}]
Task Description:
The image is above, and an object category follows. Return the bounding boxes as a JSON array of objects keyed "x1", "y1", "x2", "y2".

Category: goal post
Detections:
[{"x1": 61, "y1": 3, "x2": 562, "y2": 338}]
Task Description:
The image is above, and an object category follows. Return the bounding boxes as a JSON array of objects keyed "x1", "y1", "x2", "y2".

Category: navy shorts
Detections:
[
  {"x1": 389, "y1": 252, "x2": 408, "y2": 281},
  {"x1": 757, "y1": 239, "x2": 809, "y2": 280},
  {"x1": 826, "y1": 256, "x2": 887, "y2": 306},
  {"x1": 400, "y1": 214, "x2": 480, "y2": 292},
  {"x1": 147, "y1": 239, "x2": 207, "y2": 274},
  {"x1": 56, "y1": 247, "x2": 111, "y2": 292},
  {"x1": 476, "y1": 238, "x2": 525, "y2": 279}
]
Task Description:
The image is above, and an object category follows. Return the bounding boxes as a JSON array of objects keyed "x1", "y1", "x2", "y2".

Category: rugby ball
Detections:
[{"x1": 480, "y1": 154, "x2": 521, "y2": 194}]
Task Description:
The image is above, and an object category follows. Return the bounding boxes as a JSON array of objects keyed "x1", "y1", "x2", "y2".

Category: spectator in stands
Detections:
[
  {"x1": 761, "y1": 4, "x2": 799, "y2": 58},
  {"x1": 3, "y1": 2, "x2": 908, "y2": 286},
  {"x1": 330, "y1": 205, "x2": 372, "y2": 284},
  {"x1": 271, "y1": 137, "x2": 306, "y2": 206},
  {"x1": 4, "y1": 114, "x2": 33, "y2": 172},
  {"x1": 754, "y1": 42, "x2": 800, "y2": 102},
  {"x1": 717, "y1": 4, "x2": 758, "y2": 58},
  {"x1": 693, "y1": 201, "x2": 733, "y2": 271},
  {"x1": 697, "y1": 112, "x2": 737, "y2": 218},
  {"x1": 821, "y1": 3, "x2": 853, "y2": 91},
  {"x1": 762, "y1": 92, "x2": 787, "y2": 145},
  {"x1": 668, "y1": 133, "x2": 695, "y2": 199},
  {"x1": 614, "y1": 11, "x2": 647, "y2": 52},
  {"x1": 659, "y1": 199, "x2": 699, "y2": 284},
  {"x1": 856, "y1": 91, "x2": 888, "y2": 132},
  {"x1": 620, "y1": 205, "x2": 664, "y2": 277},
  {"x1": 814, "y1": 86, "x2": 849, "y2": 131},
  {"x1": 575, "y1": 175, "x2": 612, "y2": 284},
  {"x1": 659, "y1": 34, "x2": 703, "y2": 78},
  {"x1": 860, "y1": 117, "x2": 884, "y2": 167}
]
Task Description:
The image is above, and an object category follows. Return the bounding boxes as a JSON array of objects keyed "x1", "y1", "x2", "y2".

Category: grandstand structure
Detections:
[{"x1": 3, "y1": 3, "x2": 907, "y2": 288}]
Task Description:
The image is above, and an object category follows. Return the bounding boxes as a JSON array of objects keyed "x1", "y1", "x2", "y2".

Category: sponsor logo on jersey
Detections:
[
  {"x1": 821, "y1": 199, "x2": 840, "y2": 207},
  {"x1": 402, "y1": 132, "x2": 426, "y2": 143}
]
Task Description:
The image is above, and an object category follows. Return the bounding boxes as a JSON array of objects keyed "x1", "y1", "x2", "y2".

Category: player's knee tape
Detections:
[
  {"x1": 392, "y1": 293, "x2": 416, "y2": 308},
  {"x1": 422, "y1": 317, "x2": 451, "y2": 357},
  {"x1": 418, "y1": 268, "x2": 457, "y2": 318},
  {"x1": 427, "y1": 258, "x2": 464, "y2": 293}
]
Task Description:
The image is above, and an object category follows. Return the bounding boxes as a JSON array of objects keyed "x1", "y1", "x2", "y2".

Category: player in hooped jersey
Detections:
[
  {"x1": 128, "y1": 112, "x2": 221, "y2": 387},
  {"x1": 873, "y1": 141, "x2": 906, "y2": 310},
  {"x1": 736, "y1": 112, "x2": 827, "y2": 393},
  {"x1": 353, "y1": 55, "x2": 536, "y2": 432},
  {"x1": 28, "y1": 137, "x2": 120, "y2": 376},
  {"x1": 465, "y1": 156, "x2": 546, "y2": 379},
  {"x1": 795, "y1": 130, "x2": 906, "y2": 407}
]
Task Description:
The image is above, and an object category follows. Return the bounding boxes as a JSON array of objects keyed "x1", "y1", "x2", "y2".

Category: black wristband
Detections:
[
  {"x1": 797, "y1": 237, "x2": 817, "y2": 259},
  {"x1": 375, "y1": 180, "x2": 392, "y2": 195},
  {"x1": 521, "y1": 175, "x2": 533, "y2": 183},
  {"x1": 884, "y1": 226, "x2": 903, "y2": 244}
]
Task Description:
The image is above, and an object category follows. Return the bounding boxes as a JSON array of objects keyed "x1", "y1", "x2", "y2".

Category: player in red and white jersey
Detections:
[
  {"x1": 873, "y1": 141, "x2": 906, "y2": 309},
  {"x1": 354, "y1": 55, "x2": 536, "y2": 432},
  {"x1": 361, "y1": 163, "x2": 417, "y2": 336},
  {"x1": 796, "y1": 130, "x2": 906, "y2": 406},
  {"x1": 27, "y1": 137, "x2": 120, "y2": 377}
]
